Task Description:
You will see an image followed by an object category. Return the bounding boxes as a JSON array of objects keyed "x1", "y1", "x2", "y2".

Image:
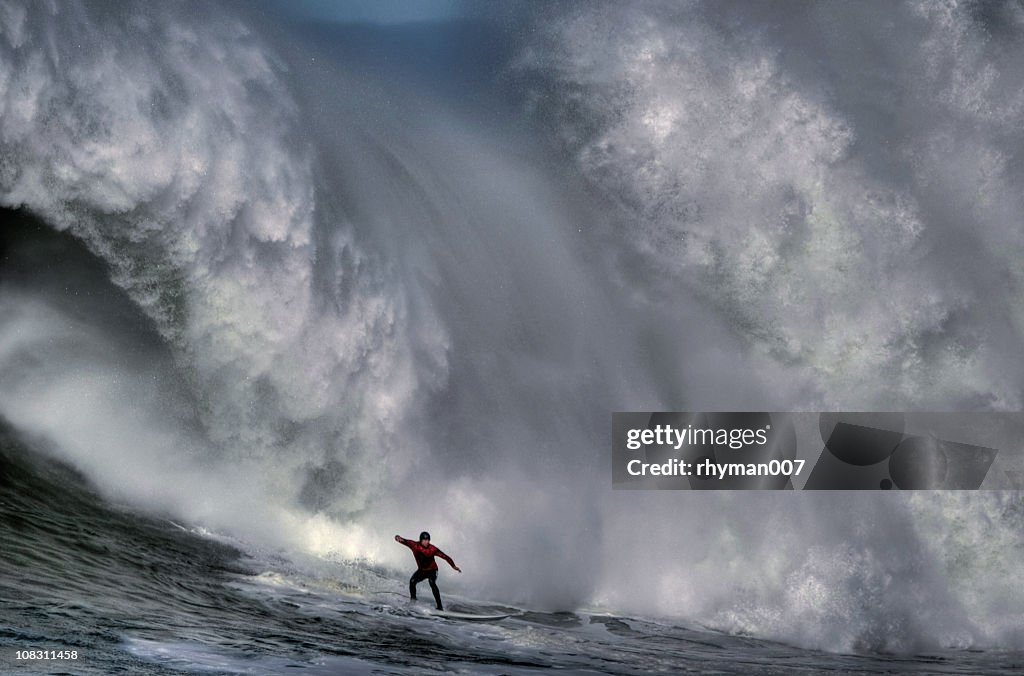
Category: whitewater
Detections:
[{"x1": 2, "y1": 1, "x2": 1023, "y2": 673}]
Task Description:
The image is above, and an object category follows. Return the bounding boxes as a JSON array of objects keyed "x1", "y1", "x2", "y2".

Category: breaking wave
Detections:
[{"x1": 1, "y1": 0, "x2": 1022, "y2": 654}]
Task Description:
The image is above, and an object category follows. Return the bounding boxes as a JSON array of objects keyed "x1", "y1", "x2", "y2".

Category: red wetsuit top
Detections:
[{"x1": 397, "y1": 537, "x2": 455, "y2": 572}]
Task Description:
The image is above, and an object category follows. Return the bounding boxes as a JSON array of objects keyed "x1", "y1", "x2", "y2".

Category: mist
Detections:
[{"x1": 2, "y1": 0, "x2": 1023, "y2": 654}]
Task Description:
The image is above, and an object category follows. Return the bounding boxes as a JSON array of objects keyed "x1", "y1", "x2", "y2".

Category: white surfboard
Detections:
[{"x1": 432, "y1": 610, "x2": 513, "y2": 621}]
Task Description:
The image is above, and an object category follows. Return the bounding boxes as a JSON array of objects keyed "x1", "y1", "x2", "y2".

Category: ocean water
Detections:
[
  {"x1": 2, "y1": 437, "x2": 1022, "y2": 675},
  {"x1": 2, "y1": 1, "x2": 1024, "y2": 673}
]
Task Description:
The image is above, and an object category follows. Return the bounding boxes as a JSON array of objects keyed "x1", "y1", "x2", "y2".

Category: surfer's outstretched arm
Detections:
[
  {"x1": 436, "y1": 549, "x2": 461, "y2": 573},
  {"x1": 395, "y1": 535, "x2": 414, "y2": 548}
]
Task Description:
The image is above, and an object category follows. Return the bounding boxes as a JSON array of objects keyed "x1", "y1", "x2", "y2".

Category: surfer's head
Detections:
[{"x1": 419, "y1": 531, "x2": 431, "y2": 544}]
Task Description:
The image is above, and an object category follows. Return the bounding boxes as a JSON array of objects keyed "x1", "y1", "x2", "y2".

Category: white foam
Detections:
[
  {"x1": 517, "y1": 1, "x2": 1024, "y2": 411},
  {"x1": 0, "y1": 1, "x2": 426, "y2": 540},
  {"x1": 124, "y1": 637, "x2": 386, "y2": 675}
]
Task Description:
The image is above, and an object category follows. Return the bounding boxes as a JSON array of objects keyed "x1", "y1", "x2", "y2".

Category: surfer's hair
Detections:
[{"x1": 419, "y1": 531, "x2": 431, "y2": 541}]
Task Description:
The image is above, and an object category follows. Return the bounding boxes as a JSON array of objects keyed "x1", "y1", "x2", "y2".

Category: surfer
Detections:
[{"x1": 394, "y1": 532, "x2": 461, "y2": 611}]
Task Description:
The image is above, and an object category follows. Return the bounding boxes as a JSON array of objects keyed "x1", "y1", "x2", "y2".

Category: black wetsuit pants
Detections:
[{"x1": 409, "y1": 569, "x2": 443, "y2": 610}]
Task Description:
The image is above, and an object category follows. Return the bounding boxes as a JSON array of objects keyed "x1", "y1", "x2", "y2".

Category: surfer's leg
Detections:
[
  {"x1": 427, "y1": 571, "x2": 442, "y2": 610},
  {"x1": 409, "y1": 570, "x2": 424, "y2": 600}
]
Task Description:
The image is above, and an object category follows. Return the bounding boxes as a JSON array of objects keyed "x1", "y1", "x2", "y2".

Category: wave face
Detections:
[{"x1": 2, "y1": 0, "x2": 1024, "y2": 655}]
